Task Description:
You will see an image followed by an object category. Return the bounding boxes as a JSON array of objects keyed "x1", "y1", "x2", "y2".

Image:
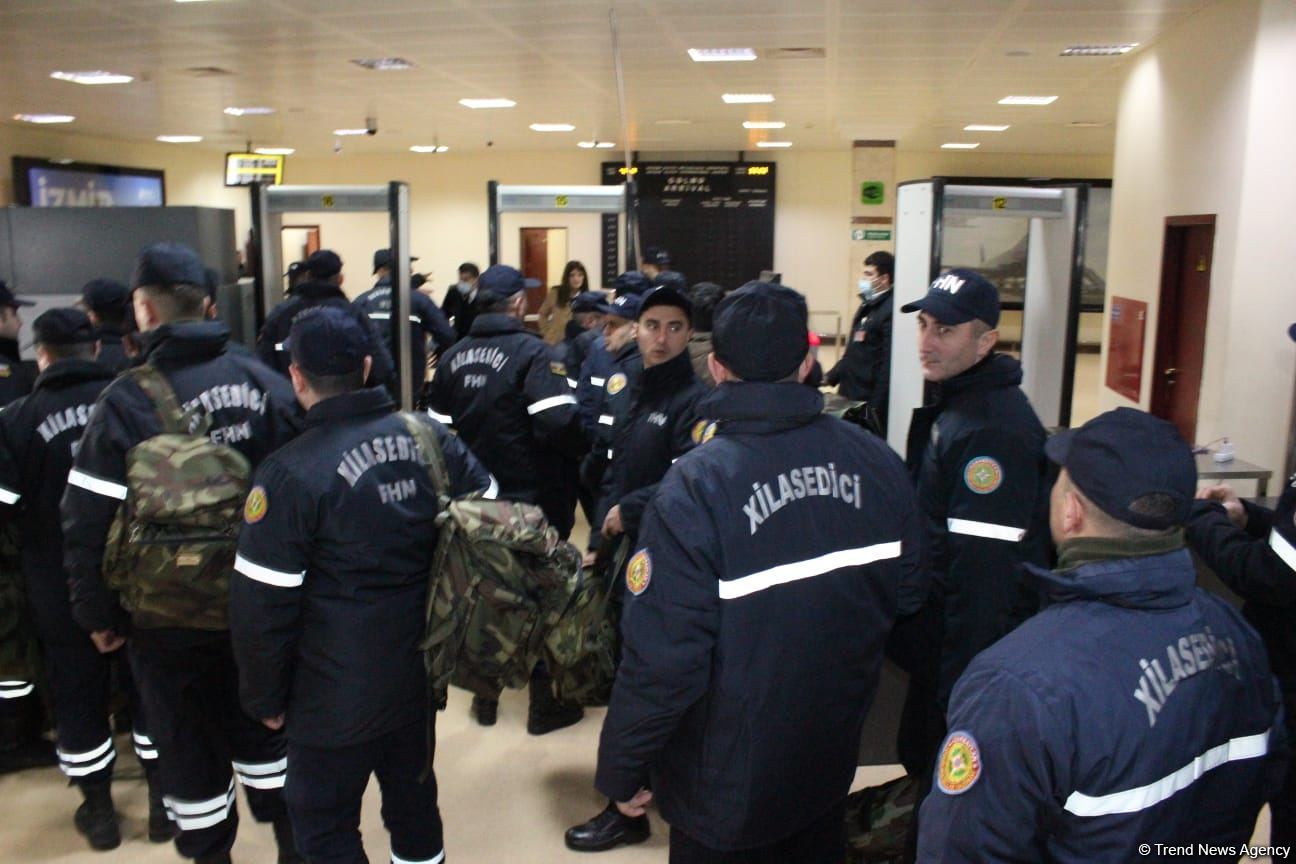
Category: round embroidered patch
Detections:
[
  {"x1": 937, "y1": 731, "x2": 982, "y2": 795},
  {"x1": 243, "y1": 486, "x2": 269, "y2": 525},
  {"x1": 691, "y1": 419, "x2": 709, "y2": 445},
  {"x1": 626, "y1": 550, "x2": 652, "y2": 596},
  {"x1": 964, "y1": 457, "x2": 1003, "y2": 495},
  {"x1": 607, "y1": 373, "x2": 627, "y2": 395},
  {"x1": 701, "y1": 422, "x2": 717, "y2": 444}
]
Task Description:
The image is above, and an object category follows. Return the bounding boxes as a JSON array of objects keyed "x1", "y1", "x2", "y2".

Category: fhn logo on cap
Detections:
[{"x1": 932, "y1": 274, "x2": 966, "y2": 294}]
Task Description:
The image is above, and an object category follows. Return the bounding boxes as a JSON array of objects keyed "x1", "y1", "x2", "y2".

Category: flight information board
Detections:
[{"x1": 602, "y1": 161, "x2": 775, "y2": 289}]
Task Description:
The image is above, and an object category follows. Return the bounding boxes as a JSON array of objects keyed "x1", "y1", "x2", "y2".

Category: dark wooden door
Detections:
[
  {"x1": 520, "y1": 228, "x2": 551, "y2": 332},
  {"x1": 1150, "y1": 216, "x2": 1214, "y2": 444}
]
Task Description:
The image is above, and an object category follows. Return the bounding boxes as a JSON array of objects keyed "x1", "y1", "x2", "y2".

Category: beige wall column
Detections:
[{"x1": 847, "y1": 140, "x2": 896, "y2": 344}]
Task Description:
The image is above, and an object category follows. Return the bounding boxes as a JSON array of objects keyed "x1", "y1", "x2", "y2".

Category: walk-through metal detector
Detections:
[
  {"x1": 251, "y1": 181, "x2": 415, "y2": 410},
  {"x1": 487, "y1": 182, "x2": 635, "y2": 278},
  {"x1": 888, "y1": 179, "x2": 1088, "y2": 455}
]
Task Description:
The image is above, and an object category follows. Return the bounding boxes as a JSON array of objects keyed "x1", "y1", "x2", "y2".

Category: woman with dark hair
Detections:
[{"x1": 539, "y1": 260, "x2": 589, "y2": 344}]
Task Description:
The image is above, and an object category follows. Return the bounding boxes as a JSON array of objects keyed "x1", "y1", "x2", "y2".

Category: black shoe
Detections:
[
  {"x1": 73, "y1": 785, "x2": 121, "y2": 851},
  {"x1": 196, "y1": 854, "x2": 232, "y2": 864},
  {"x1": 471, "y1": 695, "x2": 498, "y2": 727},
  {"x1": 528, "y1": 678, "x2": 584, "y2": 736},
  {"x1": 273, "y1": 816, "x2": 304, "y2": 864},
  {"x1": 564, "y1": 802, "x2": 650, "y2": 852}
]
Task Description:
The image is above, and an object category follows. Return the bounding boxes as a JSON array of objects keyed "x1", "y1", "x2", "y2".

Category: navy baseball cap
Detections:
[
  {"x1": 901, "y1": 268, "x2": 1001, "y2": 328},
  {"x1": 132, "y1": 242, "x2": 206, "y2": 290},
  {"x1": 643, "y1": 246, "x2": 671, "y2": 267},
  {"x1": 478, "y1": 265, "x2": 540, "y2": 302},
  {"x1": 80, "y1": 278, "x2": 129, "y2": 315},
  {"x1": 1045, "y1": 407, "x2": 1196, "y2": 530},
  {"x1": 306, "y1": 250, "x2": 343, "y2": 280},
  {"x1": 713, "y1": 281, "x2": 809, "y2": 382},
  {"x1": 571, "y1": 291, "x2": 607, "y2": 313},
  {"x1": 373, "y1": 248, "x2": 418, "y2": 274},
  {"x1": 598, "y1": 292, "x2": 643, "y2": 321},
  {"x1": 651, "y1": 270, "x2": 688, "y2": 291},
  {"x1": 287, "y1": 306, "x2": 370, "y2": 376},
  {"x1": 285, "y1": 260, "x2": 308, "y2": 279},
  {"x1": 32, "y1": 307, "x2": 96, "y2": 345},
  {"x1": 639, "y1": 284, "x2": 692, "y2": 323},
  {"x1": 613, "y1": 271, "x2": 651, "y2": 297}
]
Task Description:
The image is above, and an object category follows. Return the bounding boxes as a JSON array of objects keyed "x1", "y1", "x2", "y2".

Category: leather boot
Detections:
[
  {"x1": 527, "y1": 672, "x2": 583, "y2": 736},
  {"x1": 144, "y1": 766, "x2": 176, "y2": 843},
  {"x1": 73, "y1": 782, "x2": 121, "y2": 851},
  {"x1": 273, "y1": 815, "x2": 304, "y2": 864},
  {"x1": 471, "y1": 695, "x2": 498, "y2": 727},
  {"x1": 564, "y1": 800, "x2": 650, "y2": 852},
  {"x1": 195, "y1": 854, "x2": 232, "y2": 864}
]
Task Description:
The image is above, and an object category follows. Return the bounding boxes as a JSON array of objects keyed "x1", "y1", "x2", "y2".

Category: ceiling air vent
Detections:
[{"x1": 766, "y1": 47, "x2": 826, "y2": 60}]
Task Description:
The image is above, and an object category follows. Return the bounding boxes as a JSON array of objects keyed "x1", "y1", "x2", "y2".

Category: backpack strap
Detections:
[
  {"x1": 125, "y1": 364, "x2": 209, "y2": 436},
  {"x1": 398, "y1": 412, "x2": 452, "y2": 503}
]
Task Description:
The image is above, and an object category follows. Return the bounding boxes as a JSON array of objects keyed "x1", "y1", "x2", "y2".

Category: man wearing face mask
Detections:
[
  {"x1": 442, "y1": 262, "x2": 481, "y2": 342},
  {"x1": 826, "y1": 251, "x2": 894, "y2": 435}
]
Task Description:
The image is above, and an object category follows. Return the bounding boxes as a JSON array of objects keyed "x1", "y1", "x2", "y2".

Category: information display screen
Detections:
[
  {"x1": 225, "y1": 153, "x2": 285, "y2": 187},
  {"x1": 12, "y1": 157, "x2": 165, "y2": 207}
]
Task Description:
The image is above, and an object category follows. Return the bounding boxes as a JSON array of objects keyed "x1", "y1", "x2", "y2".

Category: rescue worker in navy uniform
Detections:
[
  {"x1": 353, "y1": 248, "x2": 455, "y2": 400},
  {"x1": 566, "y1": 283, "x2": 710, "y2": 853},
  {"x1": 230, "y1": 307, "x2": 493, "y2": 864},
  {"x1": 594, "y1": 282, "x2": 928, "y2": 862},
  {"x1": 61, "y1": 243, "x2": 303, "y2": 864},
  {"x1": 80, "y1": 278, "x2": 134, "y2": 374},
  {"x1": 427, "y1": 264, "x2": 588, "y2": 731},
  {"x1": 0, "y1": 309, "x2": 170, "y2": 849},
  {"x1": 825, "y1": 250, "x2": 894, "y2": 435},
  {"x1": 1186, "y1": 323, "x2": 1296, "y2": 847},
  {"x1": 0, "y1": 281, "x2": 36, "y2": 407},
  {"x1": 562, "y1": 290, "x2": 606, "y2": 377},
  {"x1": 577, "y1": 271, "x2": 650, "y2": 437},
  {"x1": 919, "y1": 408, "x2": 1287, "y2": 862}
]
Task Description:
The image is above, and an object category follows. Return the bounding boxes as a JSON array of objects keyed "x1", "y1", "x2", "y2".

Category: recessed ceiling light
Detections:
[
  {"x1": 50, "y1": 70, "x2": 133, "y2": 86},
  {"x1": 333, "y1": 128, "x2": 369, "y2": 136},
  {"x1": 964, "y1": 124, "x2": 1010, "y2": 132},
  {"x1": 156, "y1": 135, "x2": 203, "y2": 143},
  {"x1": 578, "y1": 141, "x2": 617, "y2": 149},
  {"x1": 756, "y1": 141, "x2": 792, "y2": 148},
  {"x1": 688, "y1": 48, "x2": 757, "y2": 63},
  {"x1": 723, "y1": 93, "x2": 775, "y2": 104},
  {"x1": 459, "y1": 98, "x2": 516, "y2": 109},
  {"x1": 941, "y1": 142, "x2": 981, "y2": 149},
  {"x1": 1061, "y1": 43, "x2": 1138, "y2": 56},
  {"x1": 254, "y1": 147, "x2": 294, "y2": 155},
  {"x1": 13, "y1": 113, "x2": 75, "y2": 124},
  {"x1": 998, "y1": 95, "x2": 1058, "y2": 106},
  {"x1": 410, "y1": 145, "x2": 449, "y2": 153},
  {"x1": 529, "y1": 123, "x2": 575, "y2": 132},
  {"x1": 224, "y1": 106, "x2": 275, "y2": 116},
  {"x1": 350, "y1": 58, "x2": 415, "y2": 71},
  {"x1": 743, "y1": 121, "x2": 786, "y2": 129}
]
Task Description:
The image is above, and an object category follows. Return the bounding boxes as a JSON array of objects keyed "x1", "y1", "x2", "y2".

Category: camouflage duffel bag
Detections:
[
  {"x1": 545, "y1": 536, "x2": 627, "y2": 707},
  {"x1": 845, "y1": 773, "x2": 917, "y2": 864}
]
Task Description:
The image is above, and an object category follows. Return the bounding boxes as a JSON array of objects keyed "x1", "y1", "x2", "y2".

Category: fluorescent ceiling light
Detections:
[
  {"x1": 578, "y1": 141, "x2": 616, "y2": 149},
  {"x1": 410, "y1": 145, "x2": 449, "y2": 153},
  {"x1": 13, "y1": 113, "x2": 75, "y2": 124},
  {"x1": 1061, "y1": 43, "x2": 1138, "y2": 56},
  {"x1": 688, "y1": 48, "x2": 756, "y2": 63},
  {"x1": 529, "y1": 123, "x2": 575, "y2": 132},
  {"x1": 224, "y1": 106, "x2": 275, "y2": 116},
  {"x1": 756, "y1": 141, "x2": 792, "y2": 148},
  {"x1": 254, "y1": 147, "x2": 294, "y2": 155},
  {"x1": 941, "y1": 142, "x2": 980, "y2": 149},
  {"x1": 459, "y1": 98, "x2": 516, "y2": 109},
  {"x1": 964, "y1": 124, "x2": 1009, "y2": 132},
  {"x1": 333, "y1": 128, "x2": 369, "y2": 136},
  {"x1": 654, "y1": 119, "x2": 692, "y2": 125},
  {"x1": 50, "y1": 70, "x2": 133, "y2": 85},
  {"x1": 998, "y1": 95, "x2": 1058, "y2": 106},
  {"x1": 350, "y1": 58, "x2": 415, "y2": 71},
  {"x1": 743, "y1": 121, "x2": 786, "y2": 129},
  {"x1": 723, "y1": 93, "x2": 775, "y2": 104},
  {"x1": 156, "y1": 135, "x2": 203, "y2": 143}
]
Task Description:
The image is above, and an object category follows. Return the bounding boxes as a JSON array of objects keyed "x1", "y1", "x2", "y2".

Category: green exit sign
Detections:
[
  {"x1": 860, "y1": 181, "x2": 885, "y2": 205},
  {"x1": 863, "y1": 229, "x2": 892, "y2": 241}
]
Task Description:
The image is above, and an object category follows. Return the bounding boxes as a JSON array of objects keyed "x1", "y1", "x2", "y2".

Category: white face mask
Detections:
[
  {"x1": 857, "y1": 279, "x2": 874, "y2": 300},
  {"x1": 456, "y1": 281, "x2": 472, "y2": 295}
]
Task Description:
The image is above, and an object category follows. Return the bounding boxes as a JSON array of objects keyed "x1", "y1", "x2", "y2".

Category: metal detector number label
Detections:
[{"x1": 555, "y1": 195, "x2": 569, "y2": 208}]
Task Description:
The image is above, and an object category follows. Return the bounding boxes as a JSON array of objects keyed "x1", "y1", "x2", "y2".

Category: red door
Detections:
[
  {"x1": 520, "y1": 228, "x2": 550, "y2": 332},
  {"x1": 1150, "y1": 216, "x2": 1214, "y2": 444}
]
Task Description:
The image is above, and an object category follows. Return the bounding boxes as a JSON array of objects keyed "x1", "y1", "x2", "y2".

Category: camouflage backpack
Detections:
[
  {"x1": 0, "y1": 523, "x2": 40, "y2": 681},
  {"x1": 400, "y1": 415, "x2": 583, "y2": 709},
  {"x1": 102, "y1": 365, "x2": 250, "y2": 631},
  {"x1": 543, "y1": 535, "x2": 628, "y2": 707},
  {"x1": 823, "y1": 392, "x2": 884, "y2": 437}
]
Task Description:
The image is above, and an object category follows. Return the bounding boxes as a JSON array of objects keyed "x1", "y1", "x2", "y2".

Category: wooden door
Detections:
[
  {"x1": 520, "y1": 228, "x2": 550, "y2": 332},
  {"x1": 1150, "y1": 216, "x2": 1214, "y2": 444}
]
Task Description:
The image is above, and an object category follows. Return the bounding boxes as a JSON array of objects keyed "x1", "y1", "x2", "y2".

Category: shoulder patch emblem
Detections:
[
  {"x1": 550, "y1": 361, "x2": 567, "y2": 377},
  {"x1": 964, "y1": 456, "x2": 1003, "y2": 495},
  {"x1": 0, "y1": 365, "x2": 10, "y2": 378},
  {"x1": 701, "y1": 421, "x2": 717, "y2": 444},
  {"x1": 937, "y1": 731, "x2": 982, "y2": 795},
  {"x1": 607, "y1": 372, "x2": 628, "y2": 395},
  {"x1": 626, "y1": 549, "x2": 652, "y2": 596},
  {"x1": 690, "y1": 419, "x2": 710, "y2": 445},
  {"x1": 243, "y1": 485, "x2": 269, "y2": 525}
]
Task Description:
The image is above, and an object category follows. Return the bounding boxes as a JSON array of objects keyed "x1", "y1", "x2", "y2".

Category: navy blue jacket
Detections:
[
  {"x1": 596, "y1": 382, "x2": 928, "y2": 850},
  {"x1": 61, "y1": 320, "x2": 302, "y2": 635},
  {"x1": 563, "y1": 322, "x2": 599, "y2": 378},
  {"x1": 94, "y1": 330, "x2": 132, "y2": 375},
  {"x1": 0, "y1": 338, "x2": 36, "y2": 409},
  {"x1": 230, "y1": 387, "x2": 492, "y2": 747},
  {"x1": 576, "y1": 333, "x2": 614, "y2": 436},
  {"x1": 826, "y1": 290, "x2": 893, "y2": 430},
  {"x1": 582, "y1": 342, "x2": 640, "y2": 538},
  {"x1": 905, "y1": 352, "x2": 1051, "y2": 699},
  {"x1": 918, "y1": 547, "x2": 1286, "y2": 863},
  {"x1": 353, "y1": 278, "x2": 456, "y2": 391}
]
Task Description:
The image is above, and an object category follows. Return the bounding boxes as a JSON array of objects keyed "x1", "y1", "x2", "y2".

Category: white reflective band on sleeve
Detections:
[
  {"x1": 58, "y1": 737, "x2": 117, "y2": 777},
  {"x1": 427, "y1": 409, "x2": 454, "y2": 425},
  {"x1": 946, "y1": 518, "x2": 1026, "y2": 542},
  {"x1": 367, "y1": 312, "x2": 422, "y2": 324},
  {"x1": 527, "y1": 394, "x2": 577, "y2": 415},
  {"x1": 590, "y1": 377, "x2": 606, "y2": 387},
  {"x1": 0, "y1": 486, "x2": 20, "y2": 505},
  {"x1": 719, "y1": 542, "x2": 903, "y2": 600},
  {"x1": 598, "y1": 415, "x2": 614, "y2": 426},
  {"x1": 165, "y1": 781, "x2": 236, "y2": 831},
  {"x1": 275, "y1": 342, "x2": 287, "y2": 352},
  {"x1": 0, "y1": 681, "x2": 35, "y2": 699},
  {"x1": 67, "y1": 469, "x2": 129, "y2": 501},
  {"x1": 482, "y1": 476, "x2": 499, "y2": 500},
  {"x1": 234, "y1": 554, "x2": 305, "y2": 588},
  {"x1": 567, "y1": 378, "x2": 578, "y2": 389},
  {"x1": 1064, "y1": 729, "x2": 1270, "y2": 817},
  {"x1": 606, "y1": 449, "x2": 614, "y2": 460},
  {"x1": 392, "y1": 849, "x2": 446, "y2": 864},
  {"x1": 1269, "y1": 529, "x2": 1296, "y2": 574},
  {"x1": 233, "y1": 757, "x2": 288, "y2": 789}
]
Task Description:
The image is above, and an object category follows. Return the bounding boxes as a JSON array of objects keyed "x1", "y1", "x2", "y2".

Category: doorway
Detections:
[
  {"x1": 519, "y1": 227, "x2": 568, "y2": 330},
  {"x1": 1150, "y1": 215, "x2": 1215, "y2": 445},
  {"x1": 280, "y1": 225, "x2": 320, "y2": 282}
]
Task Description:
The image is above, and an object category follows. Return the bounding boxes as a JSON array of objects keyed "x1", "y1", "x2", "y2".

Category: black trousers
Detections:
[
  {"x1": 129, "y1": 633, "x2": 287, "y2": 860},
  {"x1": 669, "y1": 802, "x2": 847, "y2": 864},
  {"x1": 285, "y1": 716, "x2": 444, "y2": 864}
]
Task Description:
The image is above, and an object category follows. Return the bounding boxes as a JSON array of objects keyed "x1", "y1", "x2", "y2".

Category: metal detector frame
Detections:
[
  {"x1": 486, "y1": 181, "x2": 634, "y2": 278},
  {"x1": 251, "y1": 181, "x2": 416, "y2": 410}
]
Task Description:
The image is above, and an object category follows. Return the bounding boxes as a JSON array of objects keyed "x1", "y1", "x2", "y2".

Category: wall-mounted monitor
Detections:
[
  {"x1": 11, "y1": 156, "x2": 165, "y2": 207},
  {"x1": 225, "y1": 153, "x2": 285, "y2": 187}
]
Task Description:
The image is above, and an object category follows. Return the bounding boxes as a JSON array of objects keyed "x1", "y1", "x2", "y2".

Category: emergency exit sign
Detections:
[{"x1": 853, "y1": 228, "x2": 892, "y2": 241}]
